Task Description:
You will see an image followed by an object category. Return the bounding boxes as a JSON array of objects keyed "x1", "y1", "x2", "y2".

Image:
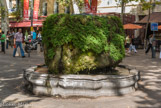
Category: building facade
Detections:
[
  {"x1": 39, "y1": 0, "x2": 72, "y2": 16},
  {"x1": 39, "y1": 0, "x2": 139, "y2": 15}
]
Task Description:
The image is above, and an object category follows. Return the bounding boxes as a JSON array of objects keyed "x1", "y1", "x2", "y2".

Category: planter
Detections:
[{"x1": 24, "y1": 66, "x2": 140, "y2": 98}]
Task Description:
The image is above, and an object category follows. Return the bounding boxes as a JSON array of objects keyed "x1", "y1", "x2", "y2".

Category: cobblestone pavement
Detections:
[{"x1": 0, "y1": 48, "x2": 161, "y2": 108}]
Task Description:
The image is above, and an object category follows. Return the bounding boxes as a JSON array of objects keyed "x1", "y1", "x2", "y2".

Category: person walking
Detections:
[
  {"x1": 125, "y1": 35, "x2": 130, "y2": 51},
  {"x1": 0, "y1": 31, "x2": 6, "y2": 54},
  {"x1": 25, "y1": 30, "x2": 28, "y2": 40},
  {"x1": 6, "y1": 31, "x2": 10, "y2": 49},
  {"x1": 10, "y1": 30, "x2": 15, "y2": 48},
  {"x1": 13, "y1": 29, "x2": 25, "y2": 58},
  {"x1": 37, "y1": 31, "x2": 42, "y2": 40},
  {"x1": 145, "y1": 34, "x2": 153, "y2": 54},
  {"x1": 0, "y1": 32, "x2": 2, "y2": 46},
  {"x1": 128, "y1": 35, "x2": 137, "y2": 53},
  {"x1": 32, "y1": 30, "x2": 37, "y2": 40},
  {"x1": 37, "y1": 31, "x2": 43, "y2": 52}
]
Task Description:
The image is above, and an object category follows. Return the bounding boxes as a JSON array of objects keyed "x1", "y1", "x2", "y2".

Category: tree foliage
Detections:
[
  {"x1": 115, "y1": 0, "x2": 161, "y2": 10},
  {"x1": 0, "y1": 6, "x2": 7, "y2": 19},
  {"x1": 10, "y1": 0, "x2": 24, "y2": 22},
  {"x1": 0, "y1": 0, "x2": 9, "y2": 34}
]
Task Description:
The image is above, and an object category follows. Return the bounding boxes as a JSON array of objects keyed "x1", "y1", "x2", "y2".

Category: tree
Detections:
[
  {"x1": 142, "y1": 0, "x2": 152, "y2": 48},
  {"x1": 140, "y1": 0, "x2": 161, "y2": 48},
  {"x1": 115, "y1": 0, "x2": 160, "y2": 48},
  {"x1": 0, "y1": 0, "x2": 9, "y2": 34},
  {"x1": 9, "y1": 0, "x2": 23, "y2": 22},
  {"x1": 115, "y1": 0, "x2": 137, "y2": 23}
]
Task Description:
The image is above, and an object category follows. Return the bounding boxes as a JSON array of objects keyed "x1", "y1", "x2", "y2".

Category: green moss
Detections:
[
  {"x1": 42, "y1": 14, "x2": 125, "y2": 74},
  {"x1": 62, "y1": 44, "x2": 97, "y2": 74}
]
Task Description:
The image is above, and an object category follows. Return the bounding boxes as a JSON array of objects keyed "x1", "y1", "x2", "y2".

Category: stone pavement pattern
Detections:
[{"x1": 0, "y1": 48, "x2": 161, "y2": 108}]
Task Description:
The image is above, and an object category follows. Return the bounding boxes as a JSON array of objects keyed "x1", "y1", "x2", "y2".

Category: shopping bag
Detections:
[
  {"x1": 14, "y1": 44, "x2": 16, "y2": 48},
  {"x1": 15, "y1": 52, "x2": 19, "y2": 57}
]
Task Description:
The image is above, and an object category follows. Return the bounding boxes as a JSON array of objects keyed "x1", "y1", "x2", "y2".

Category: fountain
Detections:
[{"x1": 24, "y1": 14, "x2": 140, "y2": 98}]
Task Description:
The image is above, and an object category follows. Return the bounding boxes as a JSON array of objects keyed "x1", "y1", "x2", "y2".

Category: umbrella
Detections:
[
  {"x1": 123, "y1": 23, "x2": 143, "y2": 30},
  {"x1": 158, "y1": 25, "x2": 161, "y2": 29}
]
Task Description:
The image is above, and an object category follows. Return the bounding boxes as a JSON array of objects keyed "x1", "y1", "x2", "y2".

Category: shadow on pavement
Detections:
[
  {"x1": 122, "y1": 50, "x2": 161, "y2": 108},
  {"x1": 0, "y1": 49, "x2": 44, "y2": 107}
]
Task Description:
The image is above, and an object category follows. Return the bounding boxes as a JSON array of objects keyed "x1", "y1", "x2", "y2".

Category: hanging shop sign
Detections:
[
  {"x1": 84, "y1": 0, "x2": 92, "y2": 13},
  {"x1": 23, "y1": 0, "x2": 29, "y2": 20},
  {"x1": 91, "y1": 0, "x2": 97, "y2": 13},
  {"x1": 84, "y1": 0, "x2": 97, "y2": 14},
  {"x1": 33, "y1": 0, "x2": 40, "y2": 20}
]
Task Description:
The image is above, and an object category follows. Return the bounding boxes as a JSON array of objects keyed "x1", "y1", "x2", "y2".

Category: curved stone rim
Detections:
[{"x1": 23, "y1": 66, "x2": 140, "y2": 98}]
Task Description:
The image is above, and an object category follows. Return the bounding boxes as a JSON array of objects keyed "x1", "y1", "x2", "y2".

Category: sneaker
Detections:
[{"x1": 22, "y1": 56, "x2": 26, "y2": 58}]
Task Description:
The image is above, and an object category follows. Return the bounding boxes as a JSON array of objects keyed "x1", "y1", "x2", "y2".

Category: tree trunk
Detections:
[
  {"x1": 70, "y1": 0, "x2": 74, "y2": 14},
  {"x1": 135, "y1": 7, "x2": 139, "y2": 38},
  {"x1": 121, "y1": 0, "x2": 125, "y2": 24},
  {"x1": 0, "y1": 0, "x2": 9, "y2": 34},
  {"x1": 144, "y1": 0, "x2": 152, "y2": 49}
]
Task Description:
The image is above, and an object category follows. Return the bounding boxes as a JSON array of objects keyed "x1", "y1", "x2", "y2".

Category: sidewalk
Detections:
[{"x1": 0, "y1": 49, "x2": 161, "y2": 108}]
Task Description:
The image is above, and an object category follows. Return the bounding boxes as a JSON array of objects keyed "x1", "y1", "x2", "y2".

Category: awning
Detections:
[
  {"x1": 123, "y1": 23, "x2": 143, "y2": 29},
  {"x1": 9, "y1": 20, "x2": 43, "y2": 28},
  {"x1": 137, "y1": 12, "x2": 161, "y2": 24}
]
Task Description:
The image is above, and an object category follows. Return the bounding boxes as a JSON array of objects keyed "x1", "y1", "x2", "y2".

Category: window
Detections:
[
  {"x1": 107, "y1": 0, "x2": 112, "y2": 5},
  {"x1": 43, "y1": 2, "x2": 47, "y2": 16},
  {"x1": 54, "y1": 1, "x2": 59, "y2": 13},
  {"x1": 65, "y1": 0, "x2": 70, "y2": 14},
  {"x1": 9, "y1": 0, "x2": 12, "y2": 8},
  {"x1": 65, "y1": 6, "x2": 70, "y2": 14}
]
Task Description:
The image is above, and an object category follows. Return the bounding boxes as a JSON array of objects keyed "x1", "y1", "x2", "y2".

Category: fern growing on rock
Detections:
[{"x1": 42, "y1": 14, "x2": 125, "y2": 74}]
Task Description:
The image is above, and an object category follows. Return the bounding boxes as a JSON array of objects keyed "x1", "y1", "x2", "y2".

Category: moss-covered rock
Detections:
[{"x1": 42, "y1": 14, "x2": 125, "y2": 74}]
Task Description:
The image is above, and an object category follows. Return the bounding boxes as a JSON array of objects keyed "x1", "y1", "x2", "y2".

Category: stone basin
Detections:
[{"x1": 23, "y1": 66, "x2": 140, "y2": 98}]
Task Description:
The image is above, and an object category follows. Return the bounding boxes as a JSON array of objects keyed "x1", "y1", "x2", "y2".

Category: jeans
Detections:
[
  {"x1": 10, "y1": 38, "x2": 14, "y2": 48},
  {"x1": 13, "y1": 42, "x2": 25, "y2": 57},
  {"x1": 129, "y1": 44, "x2": 137, "y2": 53},
  {"x1": 1, "y1": 42, "x2": 5, "y2": 53},
  {"x1": 6, "y1": 40, "x2": 9, "y2": 49},
  {"x1": 145, "y1": 44, "x2": 152, "y2": 53}
]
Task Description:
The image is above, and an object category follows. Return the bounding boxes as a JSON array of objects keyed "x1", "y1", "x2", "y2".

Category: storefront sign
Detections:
[
  {"x1": 33, "y1": 0, "x2": 40, "y2": 20},
  {"x1": 151, "y1": 22, "x2": 158, "y2": 31},
  {"x1": 23, "y1": 0, "x2": 29, "y2": 20}
]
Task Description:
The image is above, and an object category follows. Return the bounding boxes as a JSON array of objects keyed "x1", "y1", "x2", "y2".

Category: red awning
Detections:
[
  {"x1": 9, "y1": 21, "x2": 43, "y2": 28},
  {"x1": 123, "y1": 23, "x2": 143, "y2": 30}
]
